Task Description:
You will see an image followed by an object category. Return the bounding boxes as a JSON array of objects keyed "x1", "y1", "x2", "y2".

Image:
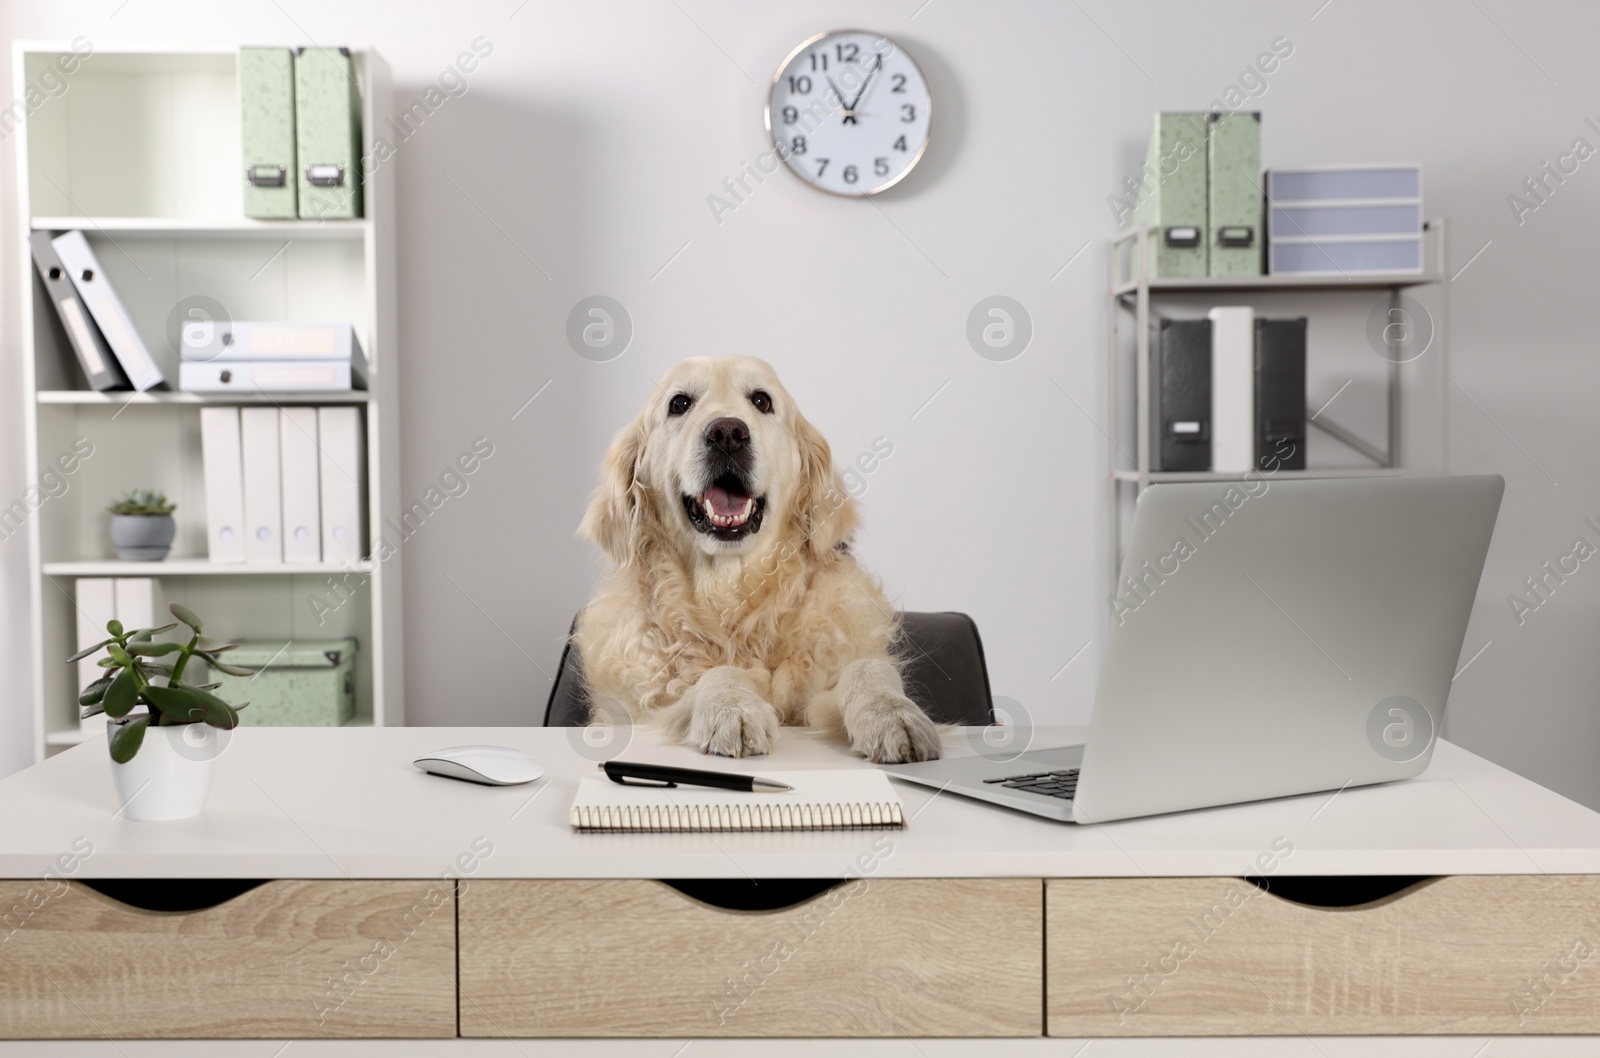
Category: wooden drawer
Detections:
[
  {"x1": 460, "y1": 877, "x2": 1042, "y2": 1037},
  {"x1": 1048, "y1": 875, "x2": 1600, "y2": 1036},
  {"x1": 0, "y1": 879, "x2": 455, "y2": 1038}
]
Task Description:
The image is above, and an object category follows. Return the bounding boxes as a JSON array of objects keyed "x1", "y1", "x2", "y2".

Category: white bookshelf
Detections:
[{"x1": 13, "y1": 43, "x2": 404, "y2": 759}]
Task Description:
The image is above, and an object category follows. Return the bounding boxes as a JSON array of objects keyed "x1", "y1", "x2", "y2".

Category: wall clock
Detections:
[{"x1": 765, "y1": 29, "x2": 931, "y2": 197}]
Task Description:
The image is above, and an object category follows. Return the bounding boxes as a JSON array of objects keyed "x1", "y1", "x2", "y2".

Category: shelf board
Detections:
[
  {"x1": 43, "y1": 559, "x2": 376, "y2": 577},
  {"x1": 38, "y1": 390, "x2": 371, "y2": 406},
  {"x1": 1112, "y1": 271, "x2": 1441, "y2": 297},
  {"x1": 46, "y1": 716, "x2": 374, "y2": 747},
  {"x1": 31, "y1": 217, "x2": 369, "y2": 240},
  {"x1": 44, "y1": 728, "x2": 101, "y2": 747},
  {"x1": 1114, "y1": 467, "x2": 1410, "y2": 484}
]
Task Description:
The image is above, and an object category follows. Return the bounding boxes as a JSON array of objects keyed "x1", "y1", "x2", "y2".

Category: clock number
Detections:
[
  {"x1": 891, "y1": 73, "x2": 907, "y2": 93},
  {"x1": 843, "y1": 164, "x2": 859, "y2": 184},
  {"x1": 788, "y1": 75, "x2": 812, "y2": 95},
  {"x1": 874, "y1": 157, "x2": 889, "y2": 176},
  {"x1": 791, "y1": 136, "x2": 807, "y2": 155},
  {"x1": 782, "y1": 106, "x2": 798, "y2": 125},
  {"x1": 900, "y1": 104, "x2": 916, "y2": 123},
  {"x1": 893, "y1": 135, "x2": 908, "y2": 152},
  {"x1": 815, "y1": 158, "x2": 829, "y2": 178},
  {"x1": 808, "y1": 52, "x2": 828, "y2": 72},
  {"x1": 836, "y1": 41, "x2": 860, "y2": 63}
]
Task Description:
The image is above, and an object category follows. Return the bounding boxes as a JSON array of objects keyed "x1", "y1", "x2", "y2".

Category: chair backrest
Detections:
[{"x1": 543, "y1": 610, "x2": 995, "y2": 727}]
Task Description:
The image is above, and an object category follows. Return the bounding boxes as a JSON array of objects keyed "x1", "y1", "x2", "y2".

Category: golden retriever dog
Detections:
[{"x1": 574, "y1": 356, "x2": 941, "y2": 763}]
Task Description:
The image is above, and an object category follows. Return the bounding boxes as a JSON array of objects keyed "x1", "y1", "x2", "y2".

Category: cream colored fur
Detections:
[{"x1": 574, "y1": 356, "x2": 940, "y2": 763}]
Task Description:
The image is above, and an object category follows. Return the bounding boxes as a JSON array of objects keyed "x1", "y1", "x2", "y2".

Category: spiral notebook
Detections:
[{"x1": 569, "y1": 769, "x2": 906, "y2": 832}]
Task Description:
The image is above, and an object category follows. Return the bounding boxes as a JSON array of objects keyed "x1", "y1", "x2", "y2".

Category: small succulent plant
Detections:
[
  {"x1": 72, "y1": 602, "x2": 254, "y2": 763},
  {"x1": 108, "y1": 489, "x2": 176, "y2": 516}
]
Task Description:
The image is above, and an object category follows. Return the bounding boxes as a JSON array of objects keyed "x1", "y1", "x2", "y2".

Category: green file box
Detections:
[
  {"x1": 294, "y1": 47, "x2": 363, "y2": 220},
  {"x1": 1131, "y1": 112, "x2": 1210, "y2": 277},
  {"x1": 1207, "y1": 111, "x2": 1263, "y2": 276},
  {"x1": 210, "y1": 638, "x2": 358, "y2": 726},
  {"x1": 240, "y1": 47, "x2": 298, "y2": 219}
]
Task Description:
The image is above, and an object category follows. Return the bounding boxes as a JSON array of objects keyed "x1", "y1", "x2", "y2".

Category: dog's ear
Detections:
[
  {"x1": 793, "y1": 411, "x2": 859, "y2": 560},
  {"x1": 580, "y1": 413, "x2": 648, "y2": 566}
]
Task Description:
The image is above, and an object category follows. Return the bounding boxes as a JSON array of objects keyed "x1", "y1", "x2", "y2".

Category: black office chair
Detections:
[{"x1": 543, "y1": 611, "x2": 995, "y2": 727}]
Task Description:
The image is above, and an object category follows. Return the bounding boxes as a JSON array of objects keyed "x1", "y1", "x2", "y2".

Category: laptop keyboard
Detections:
[{"x1": 983, "y1": 768, "x2": 1079, "y2": 800}]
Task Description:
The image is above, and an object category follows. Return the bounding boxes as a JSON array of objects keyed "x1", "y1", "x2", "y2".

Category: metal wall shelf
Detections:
[{"x1": 1106, "y1": 220, "x2": 1450, "y2": 580}]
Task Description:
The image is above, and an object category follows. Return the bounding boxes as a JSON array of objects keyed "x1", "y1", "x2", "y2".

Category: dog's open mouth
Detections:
[{"x1": 683, "y1": 475, "x2": 766, "y2": 540}]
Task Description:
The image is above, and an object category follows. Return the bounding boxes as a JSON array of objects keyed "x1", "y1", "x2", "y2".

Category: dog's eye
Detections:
[
  {"x1": 749, "y1": 390, "x2": 774, "y2": 414},
  {"x1": 668, "y1": 393, "x2": 694, "y2": 417}
]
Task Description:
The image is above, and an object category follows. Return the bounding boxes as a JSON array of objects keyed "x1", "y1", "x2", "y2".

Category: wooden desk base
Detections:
[
  {"x1": 3, "y1": 874, "x2": 1599, "y2": 1039},
  {"x1": 1048, "y1": 875, "x2": 1600, "y2": 1036}
]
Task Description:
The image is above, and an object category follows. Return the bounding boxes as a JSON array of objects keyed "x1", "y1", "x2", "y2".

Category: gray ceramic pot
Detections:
[{"x1": 109, "y1": 514, "x2": 175, "y2": 561}]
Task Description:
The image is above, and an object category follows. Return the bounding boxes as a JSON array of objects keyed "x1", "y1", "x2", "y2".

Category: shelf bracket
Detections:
[{"x1": 1306, "y1": 409, "x2": 1390, "y2": 467}]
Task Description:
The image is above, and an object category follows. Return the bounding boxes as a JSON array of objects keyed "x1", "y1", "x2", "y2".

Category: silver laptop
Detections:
[{"x1": 885, "y1": 474, "x2": 1504, "y2": 823}]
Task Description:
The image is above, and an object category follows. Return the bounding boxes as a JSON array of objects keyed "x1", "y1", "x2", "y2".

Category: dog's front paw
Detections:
[
  {"x1": 688, "y1": 692, "x2": 779, "y2": 758},
  {"x1": 848, "y1": 696, "x2": 941, "y2": 764}
]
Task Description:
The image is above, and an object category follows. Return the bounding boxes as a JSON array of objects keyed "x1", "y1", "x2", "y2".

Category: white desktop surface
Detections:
[{"x1": 2, "y1": 724, "x2": 1598, "y2": 879}]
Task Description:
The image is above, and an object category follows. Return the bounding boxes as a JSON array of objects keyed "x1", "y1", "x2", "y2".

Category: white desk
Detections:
[
  {"x1": 1, "y1": 726, "x2": 1598, "y2": 1046},
  {"x1": 2, "y1": 725, "x2": 1596, "y2": 879}
]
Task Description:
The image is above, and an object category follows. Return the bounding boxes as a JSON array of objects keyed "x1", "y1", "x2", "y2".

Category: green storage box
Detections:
[
  {"x1": 294, "y1": 47, "x2": 363, "y2": 219},
  {"x1": 240, "y1": 47, "x2": 298, "y2": 219},
  {"x1": 209, "y1": 638, "x2": 357, "y2": 726}
]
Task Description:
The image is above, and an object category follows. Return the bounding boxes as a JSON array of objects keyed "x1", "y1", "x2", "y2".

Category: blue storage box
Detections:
[
  {"x1": 1269, "y1": 203, "x2": 1422, "y2": 238},
  {"x1": 1266, "y1": 165, "x2": 1423, "y2": 276},
  {"x1": 1269, "y1": 238, "x2": 1422, "y2": 275},
  {"x1": 1267, "y1": 166, "x2": 1421, "y2": 202}
]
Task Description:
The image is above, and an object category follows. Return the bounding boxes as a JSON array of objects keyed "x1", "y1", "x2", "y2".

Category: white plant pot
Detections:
[{"x1": 107, "y1": 718, "x2": 220, "y2": 821}]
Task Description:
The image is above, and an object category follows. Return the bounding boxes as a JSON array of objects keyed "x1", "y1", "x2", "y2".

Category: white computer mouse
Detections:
[{"x1": 413, "y1": 745, "x2": 544, "y2": 786}]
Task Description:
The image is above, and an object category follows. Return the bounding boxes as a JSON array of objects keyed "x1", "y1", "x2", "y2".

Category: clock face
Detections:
[{"x1": 766, "y1": 30, "x2": 931, "y2": 197}]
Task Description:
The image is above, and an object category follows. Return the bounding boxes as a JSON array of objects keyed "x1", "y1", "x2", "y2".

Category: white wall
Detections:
[{"x1": 3, "y1": 0, "x2": 1599, "y2": 808}]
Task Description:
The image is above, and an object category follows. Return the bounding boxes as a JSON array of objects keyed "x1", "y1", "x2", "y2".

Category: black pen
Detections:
[{"x1": 601, "y1": 760, "x2": 793, "y2": 792}]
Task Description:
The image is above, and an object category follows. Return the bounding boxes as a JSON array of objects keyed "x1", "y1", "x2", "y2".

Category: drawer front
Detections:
[
  {"x1": 460, "y1": 878, "x2": 1042, "y2": 1037},
  {"x1": 1048, "y1": 875, "x2": 1600, "y2": 1036},
  {"x1": 0, "y1": 879, "x2": 455, "y2": 1038}
]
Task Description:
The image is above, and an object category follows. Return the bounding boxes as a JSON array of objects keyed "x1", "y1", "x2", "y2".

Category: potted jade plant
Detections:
[
  {"x1": 72, "y1": 602, "x2": 253, "y2": 821},
  {"x1": 108, "y1": 489, "x2": 176, "y2": 561}
]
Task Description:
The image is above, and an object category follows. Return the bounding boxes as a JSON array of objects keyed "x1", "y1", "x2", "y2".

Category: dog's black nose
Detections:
[{"x1": 704, "y1": 417, "x2": 750, "y2": 453}]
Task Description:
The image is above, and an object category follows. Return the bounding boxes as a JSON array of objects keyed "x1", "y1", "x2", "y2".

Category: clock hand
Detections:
[
  {"x1": 824, "y1": 75, "x2": 848, "y2": 111},
  {"x1": 846, "y1": 54, "x2": 882, "y2": 112}
]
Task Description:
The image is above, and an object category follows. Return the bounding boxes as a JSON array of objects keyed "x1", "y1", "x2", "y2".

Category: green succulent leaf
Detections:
[
  {"x1": 138, "y1": 660, "x2": 174, "y2": 678},
  {"x1": 108, "y1": 716, "x2": 149, "y2": 763},
  {"x1": 106, "y1": 643, "x2": 132, "y2": 666},
  {"x1": 78, "y1": 675, "x2": 113, "y2": 706},
  {"x1": 97, "y1": 657, "x2": 119, "y2": 669},
  {"x1": 143, "y1": 622, "x2": 179, "y2": 637},
  {"x1": 185, "y1": 684, "x2": 242, "y2": 726},
  {"x1": 195, "y1": 635, "x2": 238, "y2": 652},
  {"x1": 146, "y1": 684, "x2": 242, "y2": 729},
  {"x1": 168, "y1": 603, "x2": 202, "y2": 632},
  {"x1": 67, "y1": 638, "x2": 115, "y2": 663},
  {"x1": 79, "y1": 701, "x2": 106, "y2": 720},
  {"x1": 141, "y1": 684, "x2": 208, "y2": 724},
  {"x1": 192, "y1": 682, "x2": 222, "y2": 692},
  {"x1": 190, "y1": 686, "x2": 243, "y2": 729},
  {"x1": 102, "y1": 668, "x2": 138, "y2": 718},
  {"x1": 106, "y1": 619, "x2": 124, "y2": 637},
  {"x1": 127, "y1": 641, "x2": 183, "y2": 657},
  {"x1": 205, "y1": 660, "x2": 256, "y2": 678},
  {"x1": 108, "y1": 488, "x2": 176, "y2": 516}
]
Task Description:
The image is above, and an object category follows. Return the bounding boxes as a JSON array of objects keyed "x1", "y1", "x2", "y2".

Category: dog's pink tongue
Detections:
[{"x1": 704, "y1": 484, "x2": 748, "y2": 519}]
